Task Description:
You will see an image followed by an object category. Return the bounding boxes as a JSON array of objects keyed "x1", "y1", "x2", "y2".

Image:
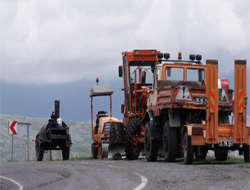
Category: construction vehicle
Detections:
[
  {"x1": 118, "y1": 50, "x2": 160, "y2": 160},
  {"x1": 142, "y1": 52, "x2": 250, "y2": 163},
  {"x1": 90, "y1": 79, "x2": 124, "y2": 159},
  {"x1": 35, "y1": 100, "x2": 72, "y2": 161}
]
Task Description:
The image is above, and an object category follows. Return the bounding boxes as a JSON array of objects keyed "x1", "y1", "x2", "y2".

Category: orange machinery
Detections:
[
  {"x1": 184, "y1": 60, "x2": 250, "y2": 164},
  {"x1": 141, "y1": 52, "x2": 248, "y2": 164},
  {"x1": 90, "y1": 81, "x2": 124, "y2": 159},
  {"x1": 118, "y1": 50, "x2": 160, "y2": 160}
]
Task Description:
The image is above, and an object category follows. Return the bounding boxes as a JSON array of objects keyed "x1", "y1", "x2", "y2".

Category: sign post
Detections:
[
  {"x1": 9, "y1": 121, "x2": 32, "y2": 161},
  {"x1": 27, "y1": 123, "x2": 30, "y2": 161}
]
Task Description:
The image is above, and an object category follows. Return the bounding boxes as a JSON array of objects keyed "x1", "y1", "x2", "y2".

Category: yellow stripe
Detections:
[
  {"x1": 210, "y1": 88, "x2": 215, "y2": 113},
  {"x1": 239, "y1": 89, "x2": 243, "y2": 113}
]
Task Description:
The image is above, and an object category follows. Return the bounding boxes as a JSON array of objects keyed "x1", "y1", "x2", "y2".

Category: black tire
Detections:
[
  {"x1": 116, "y1": 123, "x2": 125, "y2": 142},
  {"x1": 214, "y1": 149, "x2": 228, "y2": 161},
  {"x1": 195, "y1": 147, "x2": 207, "y2": 160},
  {"x1": 124, "y1": 118, "x2": 141, "y2": 160},
  {"x1": 110, "y1": 124, "x2": 117, "y2": 142},
  {"x1": 162, "y1": 121, "x2": 177, "y2": 162},
  {"x1": 91, "y1": 143, "x2": 98, "y2": 159},
  {"x1": 184, "y1": 132, "x2": 193, "y2": 164},
  {"x1": 62, "y1": 147, "x2": 70, "y2": 160},
  {"x1": 144, "y1": 122, "x2": 158, "y2": 161},
  {"x1": 243, "y1": 146, "x2": 250, "y2": 163},
  {"x1": 36, "y1": 139, "x2": 44, "y2": 161}
]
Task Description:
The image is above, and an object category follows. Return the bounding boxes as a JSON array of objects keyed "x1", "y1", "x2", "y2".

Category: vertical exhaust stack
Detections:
[{"x1": 55, "y1": 100, "x2": 60, "y2": 119}]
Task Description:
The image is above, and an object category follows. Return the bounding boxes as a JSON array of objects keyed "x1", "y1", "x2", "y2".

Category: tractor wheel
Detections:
[
  {"x1": 36, "y1": 138, "x2": 44, "y2": 161},
  {"x1": 184, "y1": 132, "x2": 194, "y2": 164},
  {"x1": 91, "y1": 143, "x2": 98, "y2": 159},
  {"x1": 110, "y1": 124, "x2": 117, "y2": 142},
  {"x1": 124, "y1": 118, "x2": 141, "y2": 160},
  {"x1": 62, "y1": 146, "x2": 70, "y2": 160},
  {"x1": 195, "y1": 147, "x2": 208, "y2": 160},
  {"x1": 144, "y1": 122, "x2": 158, "y2": 161},
  {"x1": 214, "y1": 149, "x2": 228, "y2": 161},
  {"x1": 243, "y1": 146, "x2": 250, "y2": 163},
  {"x1": 162, "y1": 121, "x2": 177, "y2": 162},
  {"x1": 98, "y1": 143, "x2": 108, "y2": 159},
  {"x1": 117, "y1": 123, "x2": 125, "y2": 142}
]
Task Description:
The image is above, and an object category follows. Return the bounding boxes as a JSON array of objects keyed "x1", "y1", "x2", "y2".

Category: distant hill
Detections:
[{"x1": 0, "y1": 114, "x2": 92, "y2": 161}]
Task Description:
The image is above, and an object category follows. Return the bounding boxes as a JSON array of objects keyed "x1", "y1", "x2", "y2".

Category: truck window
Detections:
[
  {"x1": 165, "y1": 67, "x2": 184, "y2": 81},
  {"x1": 124, "y1": 58, "x2": 130, "y2": 112},
  {"x1": 187, "y1": 68, "x2": 205, "y2": 82},
  {"x1": 130, "y1": 66, "x2": 153, "y2": 84}
]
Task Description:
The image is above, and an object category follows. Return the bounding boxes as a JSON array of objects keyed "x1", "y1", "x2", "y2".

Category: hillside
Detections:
[{"x1": 0, "y1": 114, "x2": 92, "y2": 161}]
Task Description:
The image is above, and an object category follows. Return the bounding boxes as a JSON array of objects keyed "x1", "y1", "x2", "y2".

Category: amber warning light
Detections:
[
  {"x1": 178, "y1": 52, "x2": 182, "y2": 60},
  {"x1": 96, "y1": 77, "x2": 99, "y2": 85}
]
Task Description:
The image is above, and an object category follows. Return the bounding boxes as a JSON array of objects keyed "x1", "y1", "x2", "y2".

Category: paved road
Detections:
[{"x1": 0, "y1": 159, "x2": 249, "y2": 190}]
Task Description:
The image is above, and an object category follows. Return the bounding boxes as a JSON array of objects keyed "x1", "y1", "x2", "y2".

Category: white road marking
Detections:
[
  {"x1": 0, "y1": 175, "x2": 23, "y2": 190},
  {"x1": 133, "y1": 172, "x2": 148, "y2": 190}
]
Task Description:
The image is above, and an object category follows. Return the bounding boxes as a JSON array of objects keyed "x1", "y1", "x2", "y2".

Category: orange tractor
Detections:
[
  {"x1": 142, "y1": 52, "x2": 250, "y2": 163},
  {"x1": 118, "y1": 50, "x2": 160, "y2": 159},
  {"x1": 90, "y1": 80, "x2": 124, "y2": 159}
]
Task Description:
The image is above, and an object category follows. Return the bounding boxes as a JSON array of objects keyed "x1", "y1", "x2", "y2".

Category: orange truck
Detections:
[{"x1": 142, "y1": 52, "x2": 250, "y2": 164}]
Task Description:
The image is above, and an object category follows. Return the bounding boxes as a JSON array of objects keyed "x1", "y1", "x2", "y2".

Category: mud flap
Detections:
[{"x1": 168, "y1": 111, "x2": 180, "y2": 127}]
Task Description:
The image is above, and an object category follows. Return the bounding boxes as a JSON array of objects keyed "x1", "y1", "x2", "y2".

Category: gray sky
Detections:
[
  {"x1": 1, "y1": 0, "x2": 249, "y2": 85},
  {"x1": 0, "y1": 0, "x2": 250, "y2": 121}
]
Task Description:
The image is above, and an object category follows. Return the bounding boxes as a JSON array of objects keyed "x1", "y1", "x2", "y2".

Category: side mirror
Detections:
[
  {"x1": 141, "y1": 71, "x2": 146, "y2": 84},
  {"x1": 119, "y1": 66, "x2": 123, "y2": 77}
]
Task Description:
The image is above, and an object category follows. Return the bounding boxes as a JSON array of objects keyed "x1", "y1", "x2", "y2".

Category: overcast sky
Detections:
[{"x1": 0, "y1": 0, "x2": 249, "y2": 121}]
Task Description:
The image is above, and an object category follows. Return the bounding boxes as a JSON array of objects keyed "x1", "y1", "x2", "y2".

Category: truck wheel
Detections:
[
  {"x1": 144, "y1": 122, "x2": 158, "y2": 161},
  {"x1": 214, "y1": 149, "x2": 228, "y2": 161},
  {"x1": 91, "y1": 143, "x2": 98, "y2": 159},
  {"x1": 243, "y1": 146, "x2": 250, "y2": 163},
  {"x1": 117, "y1": 123, "x2": 125, "y2": 142},
  {"x1": 195, "y1": 147, "x2": 207, "y2": 160},
  {"x1": 62, "y1": 147, "x2": 70, "y2": 160},
  {"x1": 125, "y1": 118, "x2": 141, "y2": 160},
  {"x1": 184, "y1": 132, "x2": 193, "y2": 164},
  {"x1": 36, "y1": 139, "x2": 44, "y2": 161},
  {"x1": 162, "y1": 121, "x2": 177, "y2": 162}
]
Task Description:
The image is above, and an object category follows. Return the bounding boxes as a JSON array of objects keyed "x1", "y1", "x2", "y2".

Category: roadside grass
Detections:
[
  {"x1": 204, "y1": 156, "x2": 250, "y2": 168},
  {"x1": 205, "y1": 155, "x2": 245, "y2": 163},
  {"x1": 69, "y1": 156, "x2": 92, "y2": 161}
]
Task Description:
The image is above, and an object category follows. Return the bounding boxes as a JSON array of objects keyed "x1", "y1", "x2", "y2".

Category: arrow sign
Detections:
[{"x1": 9, "y1": 121, "x2": 17, "y2": 135}]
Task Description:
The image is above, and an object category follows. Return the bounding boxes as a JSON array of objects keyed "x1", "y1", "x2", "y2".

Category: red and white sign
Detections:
[
  {"x1": 9, "y1": 121, "x2": 17, "y2": 135},
  {"x1": 204, "y1": 78, "x2": 229, "y2": 89},
  {"x1": 174, "y1": 86, "x2": 194, "y2": 102}
]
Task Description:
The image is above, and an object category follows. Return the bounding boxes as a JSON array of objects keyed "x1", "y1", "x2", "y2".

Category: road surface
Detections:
[{"x1": 0, "y1": 159, "x2": 249, "y2": 190}]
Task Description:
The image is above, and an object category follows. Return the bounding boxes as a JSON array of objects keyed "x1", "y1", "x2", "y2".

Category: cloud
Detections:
[{"x1": 0, "y1": 0, "x2": 249, "y2": 85}]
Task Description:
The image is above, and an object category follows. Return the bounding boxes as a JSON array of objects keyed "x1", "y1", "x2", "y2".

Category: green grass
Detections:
[
  {"x1": 204, "y1": 156, "x2": 250, "y2": 167},
  {"x1": 69, "y1": 156, "x2": 92, "y2": 161},
  {"x1": 205, "y1": 156, "x2": 245, "y2": 163}
]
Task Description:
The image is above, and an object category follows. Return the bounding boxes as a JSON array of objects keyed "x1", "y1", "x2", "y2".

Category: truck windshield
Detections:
[
  {"x1": 165, "y1": 67, "x2": 184, "y2": 81},
  {"x1": 130, "y1": 66, "x2": 154, "y2": 84},
  {"x1": 187, "y1": 68, "x2": 205, "y2": 82}
]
